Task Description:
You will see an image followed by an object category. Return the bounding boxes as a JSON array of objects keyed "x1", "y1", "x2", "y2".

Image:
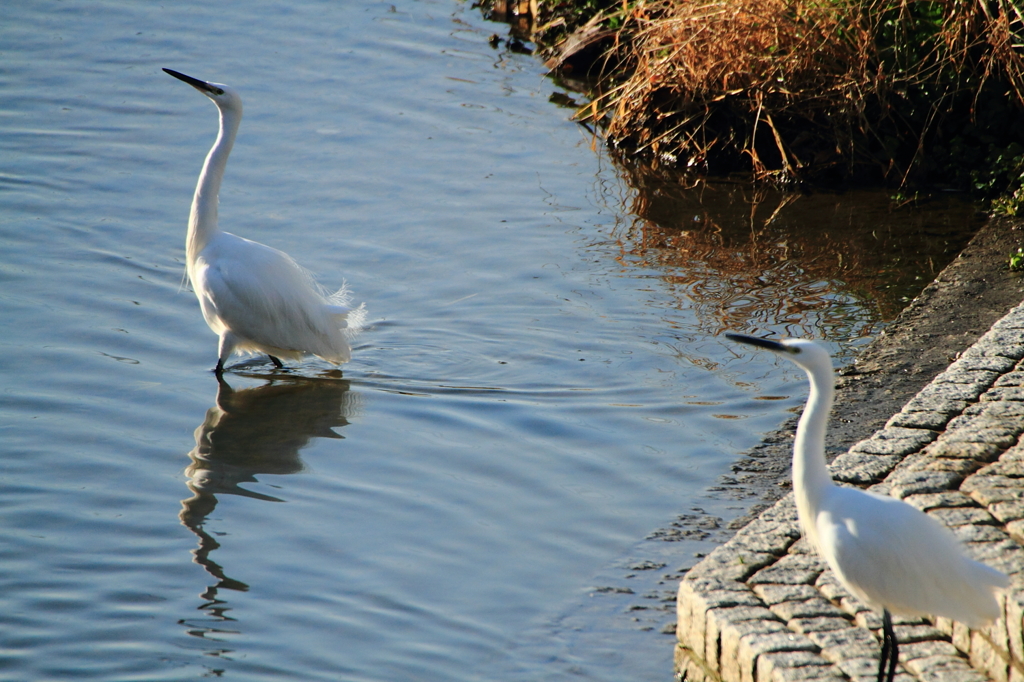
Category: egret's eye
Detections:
[{"x1": 213, "y1": 87, "x2": 225, "y2": 95}]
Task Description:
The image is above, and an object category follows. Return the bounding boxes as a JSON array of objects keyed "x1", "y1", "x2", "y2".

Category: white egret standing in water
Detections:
[
  {"x1": 164, "y1": 68, "x2": 364, "y2": 376},
  {"x1": 726, "y1": 333, "x2": 1008, "y2": 682}
]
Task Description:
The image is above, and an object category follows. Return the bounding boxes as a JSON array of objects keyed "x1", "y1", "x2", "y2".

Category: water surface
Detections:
[{"x1": 0, "y1": 2, "x2": 979, "y2": 680}]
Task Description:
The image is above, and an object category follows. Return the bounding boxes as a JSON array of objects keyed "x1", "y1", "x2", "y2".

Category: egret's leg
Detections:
[
  {"x1": 268, "y1": 355, "x2": 284, "y2": 368},
  {"x1": 215, "y1": 358, "x2": 225, "y2": 378},
  {"x1": 886, "y1": 614, "x2": 899, "y2": 682},
  {"x1": 876, "y1": 609, "x2": 898, "y2": 682},
  {"x1": 217, "y1": 332, "x2": 239, "y2": 376}
]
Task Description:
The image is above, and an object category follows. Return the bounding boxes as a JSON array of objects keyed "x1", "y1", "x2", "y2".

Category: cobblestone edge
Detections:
[{"x1": 677, "y1": 301, "x2": 1024, "y2": 682}]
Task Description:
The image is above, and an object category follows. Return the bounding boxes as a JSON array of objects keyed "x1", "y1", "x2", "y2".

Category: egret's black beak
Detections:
[
  {"x1": 725, "y1": 332, "x2": 791, "y2": 353},
  {"x1": 163, "y1": 68, "x2": 223, "y2": 96}
]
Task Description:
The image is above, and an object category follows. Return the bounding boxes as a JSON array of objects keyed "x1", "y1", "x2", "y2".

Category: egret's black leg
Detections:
[
  {"x1": 886, "y1": 612, "x2": 899, "y2": 682},
  {"x1": 268, "y1": 355, "x2": 284, "y2": 369},
  {"x1": 876, "y1": 609, "x2": 898, "y2": 682},
  {"x1": 215, "y1": 358, "x2": 225, "y2": 378}
]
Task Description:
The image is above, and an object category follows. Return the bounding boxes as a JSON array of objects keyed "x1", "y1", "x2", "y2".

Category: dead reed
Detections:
[{"x1": 570, "y1": 0, "x2": 1024, "y2": 190}]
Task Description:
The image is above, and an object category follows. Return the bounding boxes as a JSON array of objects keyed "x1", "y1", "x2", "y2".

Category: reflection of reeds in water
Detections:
[
  {"x1": 609, "y1": 172, "x2": 981, "y2": 337},
  {"x1": 178, "y1": 377, "x2": 355, "y2": 630}
]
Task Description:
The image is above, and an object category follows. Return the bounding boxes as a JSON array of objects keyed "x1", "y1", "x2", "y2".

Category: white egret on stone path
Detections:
[
  {"x1": 164, "y1": 68, "x2": 364, "y2": 376},
  {"x1": 726, "y1": 333, "x2": 1008, "y2": 682}
]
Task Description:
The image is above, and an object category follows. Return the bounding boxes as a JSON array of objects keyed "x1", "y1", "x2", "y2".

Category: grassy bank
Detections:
[{"x1": 499, "y1": 0, "x2": 1024, "y2": 208}]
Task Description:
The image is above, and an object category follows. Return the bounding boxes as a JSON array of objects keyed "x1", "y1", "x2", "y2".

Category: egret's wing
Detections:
[
  {"x1": 195, "y1": 234, "x2": 348, "y2": 360},
  {"x1": 818, "y1": 487, "x2": 1005, "y2": 625}
]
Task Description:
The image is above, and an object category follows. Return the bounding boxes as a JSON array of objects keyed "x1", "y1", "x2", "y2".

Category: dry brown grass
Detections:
[{"x1": 571, "y1": 0, "x2": 1024, "y2": 187}]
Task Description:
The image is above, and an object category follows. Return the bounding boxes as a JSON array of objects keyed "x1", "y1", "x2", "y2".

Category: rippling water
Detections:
[{"x1": 0, "y1": 2, "x2": 979, "y2": 680}]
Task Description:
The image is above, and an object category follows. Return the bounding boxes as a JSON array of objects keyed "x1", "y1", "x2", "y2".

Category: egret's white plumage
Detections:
[
  {"x1": 164, "y1": 68, "x2": 364, "y2": 375},
  {"x1": 726, "y1": 333, "x2": 1008, "y2": 682}
]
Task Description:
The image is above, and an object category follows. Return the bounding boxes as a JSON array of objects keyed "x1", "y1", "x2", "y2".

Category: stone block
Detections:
[
  {"x1": 752, "y1": 584, "x2": 819, "y2": 606},
  {"x1": 852, "y1": 609, "x2": 884, "y2": 630},
  {"x1": 1000, "y1": 442, "x2": 1024, "y2": 461},
  {"x1": 920, "y1": 381, "x2": 990, "y2": 402},
  {"x1": 755, "y1": 650, "x2": 843, "y2": 682},
  {"x1": 918, "y1": 457, "x2": 986, "y2": 476},
  {"x1": 956, "y1": 354, "x2": 1019, "y2": 373},
  {"x1": 935, "y1": 368, "x2": 1001, "y2": 392},
  {"x1": 958, "y1": 537, "x2": 1024, "y2": 576},
  {"x1": 732, "y1": 517, "x2": 801, "y2": 556},
  {"x1": 707, "y1": 605, "x2": 782, "y2": 675},
  {"x1": 995, "y1": 372, "x2": 1024, "y2": 387},
  {"x1": 984, "y1": 597, "x2": 1010, "y2": 663},
  {"x1": 886, "y1": 470, "x2": 964, "y2": 498},
  {"x1": 750, "y1": 553, "x2": 827, "y2": 586},
  {"x1": 952, "y1": 620, "x2": 972, "y2": 654},
  {"x1": 888, "y1": 411, "x2": 954, "y2": 431},
  {"x1": 951, "y1": 523, "x2": 1013, "y2": 543},
  {"x1": 962, "y1": 477, "x2": 1024, "y2": 504},
  {"x1": 849, "y1": 428, "x2": 938, "y2": 456},
  {"x1": 1006, "y1": 520, "x2": 1024, "y2": 544},
  {"x1": 901, "y1": 394, "x2": 969, "y2": 419},
  {"x1": 770, "y1": 597, "x2": 848, "y2": 622},
  {"x1": 730, "y1": 630, "x2": 820, "y2": 682},
  {"x1": 788, "y1": 617, "x2": 853, "y2": 635},
  {"x1": 758, "y1": 497, "x2": 801, "y2": 526},
  {"x1": 815, "y1": 571, "x2": 852, "y2": 602},
  {"x1": 971, "y1": 458, "x2": 1024, "y2": 477},
  {"x1": 924, "y1": 440, "x2": 1006, "y2": 462},
  {"x1": 902, "y1": 491, "x2": 976, "y2": 512},
  {"x1": 903, "y1": 653, "x2": 991, "y2": 682},
  {"x1": 830, "y1": 453, "x2": 902, "y2": 485},
  {"x1": 835, "y1": 655, "x2": 892, "y2": 681},
  {"x1": 787, "y1": 537, "x2": 815, "y2": 555},
  {"x1": 982, "y1": 387, "x2": 1024, "y2": 402},
  {"x1": 899, "y1": 639, "x2": 961, "y2": 660},
  {"x1": 719, "y1": 617, "x2": 797, "y2": 682},
  {"x1": 964, "y1": 333, "x2": 1024, "y2": 360},
  {"x1": 943, "y1": 424, "x2": 1023, "y2": 449},
  {"x1": 964, "y1": 401, "x2": 1024, "y2": 419},
  {"x1": 1007, "y1": 593, "x2": 1024, "y2": 665},
  {"x1": 806, "y1": 625, "x2": 879, "y2": 662},
  {"x1": 927, "y1": 506, "x2": 998, "y2": 527},
  {"x1": 989, "y1": 500, "x2": 1024, "y2": 522},
  {"x1": 894, "y1": 623, "x2": 954, "y2": 644},
  {"x1": 933, "y1": 616, "x2": 954, "y2": 636},
  {"x1": 687, "y1": 546, "x2": 778, "y2": 582},
  {"x1": 970, "y1": 628, "x2": 1009, "y2": 682},
  {"x1": 677, "y1": 579, "x2": 762, "y2": 655}
]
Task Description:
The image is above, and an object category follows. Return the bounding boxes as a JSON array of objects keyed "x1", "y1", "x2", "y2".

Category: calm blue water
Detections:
[{"x1": 0, "y1": 1, "x2": 976, "y2": 680}]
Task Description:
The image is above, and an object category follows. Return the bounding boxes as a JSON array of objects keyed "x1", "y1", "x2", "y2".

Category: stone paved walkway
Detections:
[{"x1": 676, "y1": 300, "x2": 1024, "y2": 682}]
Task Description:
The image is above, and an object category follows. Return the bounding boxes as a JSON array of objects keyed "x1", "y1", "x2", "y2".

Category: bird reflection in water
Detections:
[{"x1": 179, "y1": 374, "x2": 355, "y2": 639}]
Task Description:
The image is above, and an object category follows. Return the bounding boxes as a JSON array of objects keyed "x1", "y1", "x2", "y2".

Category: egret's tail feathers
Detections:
[
  {"x1": 342, "y1": 302, "x2": 367, "y2": 338},
  {"x1": 326, "y1": 280, "x2": 355, "y2": 308},
  {"x1": 325, "y1": 281, "x2": 365, "y2": 338},
  {"x1": 938, "y1": 559, "x2": 1010, "y2": 628}
]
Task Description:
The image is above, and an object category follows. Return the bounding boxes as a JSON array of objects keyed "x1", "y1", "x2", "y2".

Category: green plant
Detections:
[{"x1": 1009, "y1": 247, "x2": 1024, "y2": 271}]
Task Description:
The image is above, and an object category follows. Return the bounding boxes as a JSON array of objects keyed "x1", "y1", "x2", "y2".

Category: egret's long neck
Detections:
[
  {"x1": 793, "y1": 362, "x2": 836, "y2": 531},
  {"x1": 186, "y1": 105, "x2": 240, "y2": 268}
]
